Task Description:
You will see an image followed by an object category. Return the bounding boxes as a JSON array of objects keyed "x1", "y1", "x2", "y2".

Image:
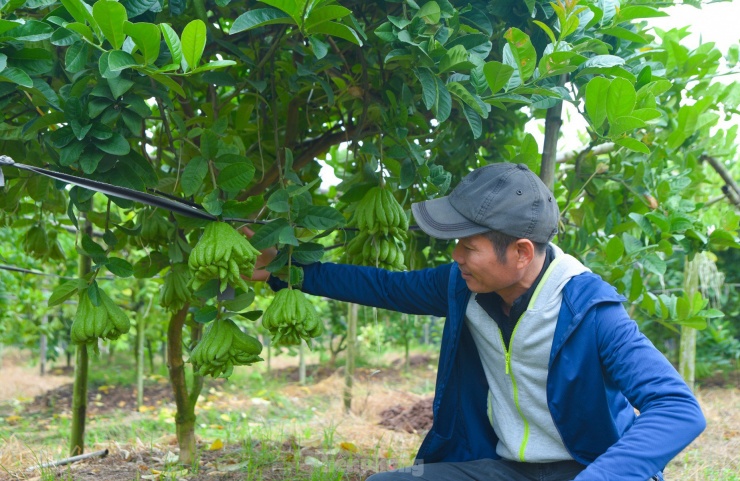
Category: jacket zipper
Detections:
[{"x1": 499, "y1": 327, "x2": 530, "y2": 462}]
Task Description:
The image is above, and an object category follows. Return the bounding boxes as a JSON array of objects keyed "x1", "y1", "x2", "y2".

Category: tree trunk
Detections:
[
  {"x1": 343, "y1": 303, "x2": 358, "y2": 413},
  {"x1": 136, "y1": 310, "x2": 146, "y2": 410},
  {"x1": 679, "y1": 255, "x2": 701, "y2": 392},
  {"x1": 70, "y1": 212, "x2": 92, "y2": 456},
  {"x1": 40, "y1": 315, "x2": 47, "y2": 376},
  {"x1": 299, "y1": 340, "x2": 306, "y2": 385},
  {"x1": 167, "y1": 304, "x2": 203, "y2": 466},
  {"x1": 540, "y1": 74, "x2": 567, "y2": 192}
]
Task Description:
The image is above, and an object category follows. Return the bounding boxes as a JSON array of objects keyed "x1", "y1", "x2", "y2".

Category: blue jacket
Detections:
[{"x1": 296, "y1": 261, "x2": 705, "y2": 480}]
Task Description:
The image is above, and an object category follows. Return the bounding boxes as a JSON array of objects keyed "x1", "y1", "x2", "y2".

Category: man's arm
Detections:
[
  {"x1": 287, "y1": 261, "x2": 452, "y2": 317},
  {"x1": 575, "y1": 303, "x2": 706, "y2": 480}
]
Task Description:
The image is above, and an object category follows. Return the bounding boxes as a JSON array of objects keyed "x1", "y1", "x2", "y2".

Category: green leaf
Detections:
[
  {"x1": 120, "y1": 0, "x2": 160, "y2": 18},
  {"x1": 51, "y1": 27, "x2": 81, "y2": 46},
  {"x1": 585, "y1": 76, "x2": 610, "y2": 129},
  {"x1": 95, "y1": 133, "x2": 131, "y2": 155},
  {"x1": 483, "y1": 61, "x2": 514, "y2": 94},
  {"x1": 108, "y1": 50, "x2": 138, "y2": 71},
  {"x1": 298, "y1": 205, "x2": 346, "y2": 230},
  {"x1": 615, "y1": 137, "x2": 650, "y2": 154},
  {"x1": 533, "y1": 20, "x2": 556, "y2": 44},
  {"x1": 250, "y1": 218, "x2": 291, "y2": 250},
  {"x1": 93, "y1": 0, "x2": 128, "y2": 50},
  {"x1": 304, "y1": 5, "x2": 351, "y2": 30},
  {"x1": 188, "y1": 60, "x2": 237, "y2": 74},
  {"x1": 108, "y1": 76, "x2": 134, "y2": 98},
  {"x1": 181, "y1": 156, "x2": 208, "y2": 196},
  {"x1": 79, "y1": 148, "x2": 104, "y2": 173},
  {"x1": 578, "y1": 54, "x2": 624, "y2": 70},
  {"x1": 146, "y1": 71, "x2": 185, "y2": 97},
  {"x1": 181, "y1": 19, "x2": 207, "y2": 72},
  {"x1": 133, "y1": 251, "x2": 169, "y2": 278},
  {"x1": 223, "y1": 291, "x2": 256, "y2": 313},
  {"x1": 642, "y1": 253, "x2": 666, "y2": 277},
  {"x1": 259, "y1": 0, "x2": 302, "y2": 25},
  {"x1": 107, "y1": 256, "x2": 133, "y2": 277},
  {"x1": 60, "y1": 0, "x2": 98, "y2": 33},
  {"x1": 609, "y1": 116, "x2": 645, "y2": 136},
  {"x1": 124, "y1": 22, "x2": 161, "y2": 64},
  {"x1": 416, "y1": 1, "x2": 441, "y2": 24},
  {"x1": 217, "y1": 162, "x2": 255, "y2": 193},
  {"x1": 292, "y1": 242, "x2": 325, "y2": 264},
  {"x1": 65, "y1": 22, "x2": 95, "y2": 43},
  {"x1": 503, "y1": 27, "x2": 537, "y2": 82},
  {"x1": 267, "y1": 189, "x2": 290, "y2": 213},
  {"x1": 230, "y1": 8, "x2": 293, "y2": 34},
  {"x1": 447, "y1": 81, "x2": 486, "y2": 117},
  {"x1": 433, "y1": 77, "x2": 451, "y2": 122},
  {"x1": 414, "y1": 68, "x2": 436, "y2": 110},
  {"x1": 438, "y1": 44, "x2": 474, "y2": 73},
  {"x1": 606, "y1": 77, "x2": 635, "y2": 124},
  {"x1": 48, "y1": 279, "x2": 79, "y2": 307},
  {"x1": 628, "y1": 269, "x2": 643, "y2": 302},
  {"x1": 605, "y1": 236, "x2": 624, "y2": 264},
  {"x1": 160, "y1": 24, "x2": 182, "y2": 67},
  {"x1": 0, "y1": 67, "x2": 33, "y2": 88},
  {"x1": 65, "y1": 42, "x2": 89, "y2": 73},
  {"x1": 202, "y1": 189, "x2": 223, "y2": 215},
  {"x1": 462, "y1": 103, "x2": 482, "y2": 139},
  {"x1": 6, "y1": 20, "x2": 54, "y2": 42},
  {"x1": 617, "y1": 6, "x2": 668, "y2": 22},
  {"x1": 599, "y1": 26, "x2": 648, "y2": 44},
  {"x1": 307, "y1": 21, "x2": 362, "y2": 46}
]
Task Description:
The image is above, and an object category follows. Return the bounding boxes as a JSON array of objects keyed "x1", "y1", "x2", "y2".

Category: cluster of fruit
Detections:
[
  {"x1": 261, "y1": 289, "x2": 323, "y2": 346},
  {"x1": 188, "y1": 222, "x2": 261, "y2": 293},
  {"x1": 188, "y1": 318, "x2": 263, "y2": 377},
  {"x1": 70, "y1": 289, "x2": 131, "y2": 349},
  {"x1": 138, "y1": 208, "x2": 172, "y2": 245},
  {"x1": 160, "y1": 263, "x2": 191, "y2": 312},
  {"x1": 345, "y1": 187, "x2": 408, "y2": 270},
  {"x1": 23, "y1": 225, "x2": 65, "y2": 261}
]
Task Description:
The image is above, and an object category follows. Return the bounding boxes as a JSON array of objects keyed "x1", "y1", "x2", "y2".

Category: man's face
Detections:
[{"x1": 451, "y1": 234, "x2": 521, "y2": 294}]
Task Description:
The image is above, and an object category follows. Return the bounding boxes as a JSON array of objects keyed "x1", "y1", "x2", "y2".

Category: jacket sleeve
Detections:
[
  {"x1": 270, "y1": 262, "x2": 452, "y2": 317},
  {"x1": 574, "y1": 303, "x2": 706, "y2": 481}
]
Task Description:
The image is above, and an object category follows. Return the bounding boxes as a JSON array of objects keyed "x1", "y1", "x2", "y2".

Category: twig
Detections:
[{"x1": 27, "y1": 449, "x2": 109, "y2": 471}]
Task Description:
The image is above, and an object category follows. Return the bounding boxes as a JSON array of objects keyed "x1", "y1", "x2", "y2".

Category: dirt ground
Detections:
[{"x1": 1, "y1": 351, "x2": 738, "y2": 480}]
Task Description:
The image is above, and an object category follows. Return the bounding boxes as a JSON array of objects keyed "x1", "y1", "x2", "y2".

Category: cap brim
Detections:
[{"x1": 411, "y1": 197, "x2": 489, "y2": 240}]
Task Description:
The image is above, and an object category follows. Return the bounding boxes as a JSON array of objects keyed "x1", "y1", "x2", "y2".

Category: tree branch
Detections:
[{"x1": 701, "y1": 154, "x2": 740, "y2": 208}]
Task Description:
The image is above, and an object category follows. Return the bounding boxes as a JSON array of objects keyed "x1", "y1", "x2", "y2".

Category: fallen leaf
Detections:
[
  {"x1": 304, "y1": 456, "x2": 324, "y2": 467},
  {"x1": 219, "y1": 413, "x2": 231, "y2": 422},
  {"x1": 340, "y1": 442, "x2": 359, "y2": 453},
  {"x1": 208, "y1": 439, "x2": 224, "y2": 451}
]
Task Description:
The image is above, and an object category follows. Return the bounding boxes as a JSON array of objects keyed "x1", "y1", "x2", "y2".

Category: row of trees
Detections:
[{"x1": 1, "y1": 0, "x2": 739, "y2": 466}]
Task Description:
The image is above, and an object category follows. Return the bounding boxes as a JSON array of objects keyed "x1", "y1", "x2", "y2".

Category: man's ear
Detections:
[{"x1": 513, "y1": 239, "x2": 535, "y2": 268}]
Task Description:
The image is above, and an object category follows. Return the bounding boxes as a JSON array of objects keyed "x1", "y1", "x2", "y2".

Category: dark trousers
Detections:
[{"x1": 366, "y1": 459, "x2": 586, "y2": 481}]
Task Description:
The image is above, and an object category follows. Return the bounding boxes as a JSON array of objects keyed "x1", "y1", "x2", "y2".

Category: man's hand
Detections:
[{"x1": 240, "y1": 226, "x2": 277, "y2": 282}]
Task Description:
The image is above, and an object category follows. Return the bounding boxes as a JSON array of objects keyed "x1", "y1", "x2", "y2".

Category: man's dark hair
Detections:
[{"x1": 483, "y1": 230, "x2": 548, "y2": 261}]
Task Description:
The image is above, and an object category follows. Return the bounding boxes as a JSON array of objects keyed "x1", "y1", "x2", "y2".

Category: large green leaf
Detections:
[
  {"x1": 107, "y1": 50, "x2": 138, "y2": 71},
  {"x1": 462, "y1": 103, "x2": 482, "y2": 139},
  {"x1": 585, "y1": 76, "x2": 610, "y2": 129},
  {"x1": 438, "y1": 45, "x2": 474, "y2": 73},
  {"x1": 447, "y1": 81, "x2": 486, "y2": 118},
  {"x1": 416, "y1": 1, "x2": 441, "y2": 24},
  {"x1": 606, "y1": 77, "x2": 635, "y2": 124},
  {"x1": 297, "y1": 205, "x2": 346, "y2": 230},
  {"x1": 414, "y1": 67, "x2": 436, "y2": 110},
  {"x1": 304, "y1": 5, "x2": 351, "y2": 30},
  {"x1": 615, "y1": 137, "x2": 650, "y2": 154},
  {"x1": 483, "y1": 61, "x2": 514, "y2": 94},
  {"x1": 217, "y1": 163, "x2": 256, "y2": 193},
  {"x1": 6, "y1": 20, "x2": 54, "y2": 42},
  {"x1": 160, "y1": 24, "x2": 182, "y2": 67},
  {"x1": 93, "y1": 0, "x2": 128, "y2": 50},
  {"x1": 503, "y1": 27, "x2": 536, "y2": 83},
  {"x1": 433, "y1": 76, "x2": 451, "y2": 122},
  {"x1": 259, "y1": 0, "x2": 303, "y2": 25},
  {"x1": 120, "y1": 0, "x2": 160, "y2": 18},
  {"x1": 48, "y1": 279, "x2": 79, "y2": 307},
  {"x1": 617, "y1": 6, "x2": 667, "y2": 22},
  {"x1": 95, "y1": 133, "x2": 130, "y2": 155},
  {"x1": 230, "y1": 8, "x2": 293, "y2": 34},
  {"x1": 0, "y1": 67, "x2": 33, "y2": 87},
  {"x1": 64, "y1": 41, "x2": 89, "y2": 73},
  {"x1": 181, "y1": 156, "x2": 208, "y2": 196},
  {"x1": 124, "y1": 22, "x2": 160, "y2": 64},
  {"x1": 250, "y1": 218, "x2": 291, "y2": 250},
  {"x1": 181, "y1": 19, "x2": 207, "y2": 72},
  {"x1": 307, "y1": 21, "x2": 362, "y2": 46}
]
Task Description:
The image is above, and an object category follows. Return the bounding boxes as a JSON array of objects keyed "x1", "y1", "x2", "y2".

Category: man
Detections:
[{"x1": 250, "y1": 163, "x2": 705, "y2": 481}]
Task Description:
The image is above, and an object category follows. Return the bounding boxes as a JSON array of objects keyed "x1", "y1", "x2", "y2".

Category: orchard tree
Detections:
[{"x1": 1, "y1": 0, "x2": 739, "y2": 465}]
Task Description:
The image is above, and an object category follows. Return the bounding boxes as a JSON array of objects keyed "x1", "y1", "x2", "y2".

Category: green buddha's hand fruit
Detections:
[
  {"x1": 188, "y1": 318, "x2": 263, "y2": 378},
  {"x1": 188, "y1": 222, "x2": 261, "y2": 293},
  {"x1": 261, "y1": 289, "x2": 323, "y2": 347}
]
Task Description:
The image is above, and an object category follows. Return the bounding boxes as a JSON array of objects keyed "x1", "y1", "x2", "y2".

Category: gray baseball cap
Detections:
[{"x1": 411, "y1": 163, "x2": 559, "y2": 243}]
